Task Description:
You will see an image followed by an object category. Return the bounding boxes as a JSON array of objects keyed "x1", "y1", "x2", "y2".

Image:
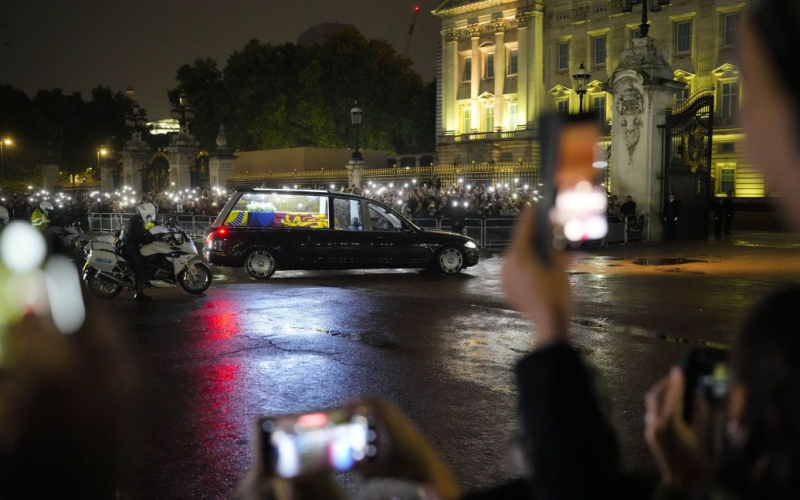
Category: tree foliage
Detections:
[
  {"x1": 173, "y1": 29, "x2": 434, "y2": 154},
  {"x1": 0, "y1": 84, "x2": 135, "y2": 186}
]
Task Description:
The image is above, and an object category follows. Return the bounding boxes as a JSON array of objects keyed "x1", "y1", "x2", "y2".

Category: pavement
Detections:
[{"x1": 103, "y1": 231, "x2": 800, "y2": 499}]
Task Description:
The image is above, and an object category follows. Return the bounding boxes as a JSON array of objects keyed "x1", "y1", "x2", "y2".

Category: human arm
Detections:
[
  {"x1": 501, "y1": 209, "x2": 622, "y2": 498},
  {"x1": 346, "y1": 398, "x2": 463, "y2": 500}
]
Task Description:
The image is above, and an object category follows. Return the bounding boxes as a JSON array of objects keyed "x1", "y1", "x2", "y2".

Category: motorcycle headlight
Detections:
[{"x1": 464, "y1": 241, "x2": 477, "y2": 249}]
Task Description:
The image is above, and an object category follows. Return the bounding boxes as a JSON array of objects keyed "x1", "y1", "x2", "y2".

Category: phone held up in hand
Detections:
[
  {"x1": 535, "y1": 113, "x2": 608, "y2": 265},
  {"x1": 682, "y1": 346, "x2": 730, "y2": 457},
  {"x1": 260, "y1": 407, "x2": 377, "y2": 478}
]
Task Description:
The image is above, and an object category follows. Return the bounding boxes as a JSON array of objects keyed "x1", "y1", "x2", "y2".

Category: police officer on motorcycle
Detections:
[
  {"x1": 31, "y1": 201, "x2": 52, "y2": 230},
  {"x1": 121, "y1": 202, "x2": 156, "y2": 302}
]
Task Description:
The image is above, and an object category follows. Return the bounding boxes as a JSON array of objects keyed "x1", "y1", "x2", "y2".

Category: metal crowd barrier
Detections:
[
  {"x1": 88, "y1": 213, "x2": 215, "y2": 240},
  {"x1": 87, "y1": 213, "x2": 649, "y2": 249},
  {"x1": 482, "y1": 218, "x2": 518, "y2": 249},
  {"x1": 601, "y1": 214, "x2": 650, "y2": 245}
]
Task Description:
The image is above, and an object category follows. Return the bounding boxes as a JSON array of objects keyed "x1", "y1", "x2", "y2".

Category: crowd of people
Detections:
[
  {"x1": 356, "y1": 180, "x2": 539, "y2": 220},
  {"x1": 2, "y1": 3, "x2": 800, "y2": 498},
  {"x1": 1, "y1": 186, "x2": 233, "y2": 222}
]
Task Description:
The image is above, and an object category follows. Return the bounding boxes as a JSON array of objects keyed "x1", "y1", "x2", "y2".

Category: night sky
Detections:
[{"x1": 1, "y1": 0, "x2": 440, "y2": 118}]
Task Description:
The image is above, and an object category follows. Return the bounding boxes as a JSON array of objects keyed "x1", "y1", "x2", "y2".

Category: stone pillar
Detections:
[
  {"x1": 209, "y1": 126, "x2": 236, "y2": 189},
  {"x1": 99, "y1": 155, "x2": 118, "y2": 192},
  {"x1": 493, "y1": 21, "x2": 505, "y2": 130},
  {"x1": 167, "y1": 132, "x2": 200, "y2": 190},
  {"x1": 516, "y1": 13, "x2": 529, "y2": 129},
  {"x1": 609, "y1": 37, "x2": 685, "y2": 240},
  {"x1": 40, "y1": 160, "x2": 61, "y2": 192},
  {"x1": 414, "y1": 156, "x2": 421, "y2": 168},
  {"x1": 443, "y1": 30, "x2": 458, "y2": 134},
  {"x1": 346, "y1": 159, "x2": 365, "y2": 190},
  {"x1": 469, "y1": 25, "x2": 481, "y2": 131},
  {"x1": 122, "y1": 138, "x2": 150, "y2": 192}
]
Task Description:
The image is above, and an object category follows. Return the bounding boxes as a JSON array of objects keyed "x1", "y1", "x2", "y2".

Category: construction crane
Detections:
[{"x1": 403, "y1": 5, "x2": 421, "y2": 58}]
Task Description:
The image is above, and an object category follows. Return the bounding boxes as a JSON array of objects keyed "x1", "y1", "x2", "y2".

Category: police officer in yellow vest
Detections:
[{"x1": 31, "y1": 201, "x2": 53, "y2": 231}]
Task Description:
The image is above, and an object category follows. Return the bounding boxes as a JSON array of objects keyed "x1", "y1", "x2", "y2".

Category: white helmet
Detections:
[
  {"x1": 0, "y1": 206, "x2": 8, "y2": 225},
  {"x1": 136, "y1": 202, "x2": 156, "y2": 223},
  {"x1": 39, "y1": 201, "x2": 53, "y2": 214}
]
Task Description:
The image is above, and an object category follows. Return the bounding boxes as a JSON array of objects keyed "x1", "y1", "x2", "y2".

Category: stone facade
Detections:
[{"x1": 433, "y1": 0, "x2": 759, "y2": 199}]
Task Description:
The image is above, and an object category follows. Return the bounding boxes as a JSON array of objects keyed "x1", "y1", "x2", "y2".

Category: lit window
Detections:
[
  {"x1": 485, "y1": 53, "x2": 495, "y2": 79},
  {"x1": 463, "y1": 108, "x2": 471, "y2": 133},
  {"x1": 485, "y1": 105, "x2": 494, "y2": 132},
  {"x1": 720, "y1": 167, "x2": 735, "y2": 194},
  {"x1": 676, "y1": 87, "x2": 690, "y2": 107},
  {"x1": 594, "y1": 5, "x2": 607, "y2": 14},
  {"x1": 593, "y1": 96, "x2": 606, "y2": 127},
  {"x1": 557, "y1": 42, "x2": 569, "y2": 71},
  {"x1": 675, "y1": 21, "x2": 692, "y2": 54},
  {"x1": 508, "y1": 49, "x2": 518, "y2": 75},
  {"x1": 631, "y1": 28, "x2": 643, "y2": 42},
  {"x1": 592, "y1": 35, "x2": 606, "y2": 67},
  {"x1": 508, "y1": 102, "x2": 518, "y2": 130},
  {"x1": 723, "y1": 12, "x2": 741, "y2": 47},
  {"x1": 721, "y1": 82, "x2": 739, "y2": 118},
  {"x1": 556, "y1": 100, "x2": 569, "y2": 115},
  {"x1": 557, "y1": 12, "x2": 570, "y2": 22},
  {"x1": 463, "y1": 57, "x2": 472, "y2": 82}
]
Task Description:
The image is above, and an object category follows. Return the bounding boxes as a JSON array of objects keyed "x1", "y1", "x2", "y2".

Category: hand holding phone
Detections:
[
  {"x1": 260, "y1": 406, "x2": 377, "y2": 479},
  {"x1": 536, "y1": 113, "x2": 608, "y2": 265}
]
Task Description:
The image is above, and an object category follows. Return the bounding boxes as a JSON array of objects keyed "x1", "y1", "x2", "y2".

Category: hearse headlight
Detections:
[{"x1": 464, "y1": 241, "x2": 477, "y2": 249}]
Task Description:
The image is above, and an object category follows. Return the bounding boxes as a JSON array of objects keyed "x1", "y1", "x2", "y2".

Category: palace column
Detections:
[
  {"x1": 469, "y1": 24, "x2": 481, "y2": 131},
  {"x1": 493, "y1": 20, "x2": 506, "y2": 130},
  {"x1": 516, "y1": 12, "x2": 530, "y2": 129}
]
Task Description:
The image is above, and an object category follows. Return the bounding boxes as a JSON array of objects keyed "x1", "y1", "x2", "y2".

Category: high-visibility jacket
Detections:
[{"x1": 31, "y1": 209, "x2": 50, "y2": 230}]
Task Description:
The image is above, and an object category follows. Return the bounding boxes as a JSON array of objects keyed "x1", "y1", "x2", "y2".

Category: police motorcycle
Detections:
[
  {"x1": 54, "y1": 222, "x2": 93, "y2": 260},
  {"x1": 83, "y1": 217, "x2": 212, "y2": 299}
]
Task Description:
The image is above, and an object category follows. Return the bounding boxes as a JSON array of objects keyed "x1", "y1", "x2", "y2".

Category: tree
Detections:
[
  {"x1": 172, "y1": 28, "x2": 435, "y2": 155},
  {"x1": 0, "y1": 84, "x2": 134, "y2": 187}
]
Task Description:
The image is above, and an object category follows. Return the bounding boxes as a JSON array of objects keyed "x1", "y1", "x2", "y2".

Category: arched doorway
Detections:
[{"x1": 143, "y1": 155, "x2": 170, "y2": 193}]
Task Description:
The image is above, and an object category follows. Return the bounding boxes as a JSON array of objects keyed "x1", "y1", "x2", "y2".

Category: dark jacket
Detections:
[
  {"x1": 664, "y1": 199, "x2": 681, "y2": 220},
  {"x1": 121, "y1": 214, "x2": 153, "y2": 251},
  {"x1": 621, "y1": 201, "x2": 637, "y2": 218},
  {"x1": 516, "y1": 343, "x2": 621, "y2": 498}
]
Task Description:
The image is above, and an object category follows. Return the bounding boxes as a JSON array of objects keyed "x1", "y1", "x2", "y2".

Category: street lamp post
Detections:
[
  {"x1": 0, "y1": 137, "x2": 12, "y2": 189},
  {"x1": 97, "y1": 147, "x2": 108, "y2": 168},
  {"x1": 622, "y1": 0, "x2": 672, "y2": 38},
  {"x1": 350, "y1": 105, "x2": 363, "y2": 161},
  {"x1": 572, "y1": 63, "x2": 591, "y2": 114}
]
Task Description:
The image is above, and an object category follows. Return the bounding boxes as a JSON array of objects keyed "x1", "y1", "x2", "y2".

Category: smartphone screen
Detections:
[
  {"x1": 261, "y1": 408, "x2": 376, "y2": 478},
  {"x1": 536, "y1": 113, "x2": 608, "y2": 264}
]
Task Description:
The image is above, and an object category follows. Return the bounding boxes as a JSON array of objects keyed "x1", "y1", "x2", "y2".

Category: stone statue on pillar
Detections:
[
  {"x1": 608, "y1": 36, "x2": 686, "y2": 240},
  {"x1": 209, "y1": 126, "x2": 236, "y2": 190}
]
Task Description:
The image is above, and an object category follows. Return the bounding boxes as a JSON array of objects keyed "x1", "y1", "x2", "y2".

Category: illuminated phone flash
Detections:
[{"x1": 553, "y1": 183, "x2": 609, "y2": 242}]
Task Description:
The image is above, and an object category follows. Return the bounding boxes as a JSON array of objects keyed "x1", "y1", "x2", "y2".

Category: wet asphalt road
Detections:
[{"x1": 105, "y1": 232, "x2": 800, "y2": 499}]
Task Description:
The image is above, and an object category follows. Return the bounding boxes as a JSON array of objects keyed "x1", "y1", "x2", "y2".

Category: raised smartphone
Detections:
[
  {"x1": 536, "y1": 113, "x2": 608, "y2": 265},
  {"x1": 260, "y1": 407, "x2": 377, "y2": 478}
]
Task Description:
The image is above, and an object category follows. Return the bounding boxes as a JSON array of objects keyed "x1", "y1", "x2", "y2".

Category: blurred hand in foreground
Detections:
[
  {"x1": 346, "y1": 397, "x2": 462, "y2": 500},
  {"x1": 501, "y1": 208, "x2": 572, "y2": 347},
  {"x1": 644, "y1": 367, "x2": 708, "y2": 492}
]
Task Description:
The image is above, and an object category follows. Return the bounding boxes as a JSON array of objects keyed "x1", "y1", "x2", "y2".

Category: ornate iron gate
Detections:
[{"x1": 661, "y1": 89, "x2": 715, "y2": 239}]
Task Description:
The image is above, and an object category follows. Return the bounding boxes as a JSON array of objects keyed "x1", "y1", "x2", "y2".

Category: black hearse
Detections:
[{"x1": 203, "y1": 188, "x2": 479, "y2": 278}]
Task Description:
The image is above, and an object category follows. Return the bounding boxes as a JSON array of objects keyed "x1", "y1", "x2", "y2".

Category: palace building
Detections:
[{"x1": 432, "y1": 0, "x2": 764, "y2": 200}]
